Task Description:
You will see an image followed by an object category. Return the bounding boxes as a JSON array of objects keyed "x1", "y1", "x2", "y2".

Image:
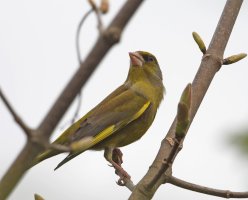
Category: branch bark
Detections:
[
  {"x1": 129, "y1": 0, "x2": 244, "y2": 199},
  {"x1": 168, "y1": 176, "x2": 248, "y2": 199},
  {"x1": 0, "y1": 1, "x2": 144, "y2": 199},
  {"x1": 0, "y1": 89, "x2": 31, "y2": 137}
]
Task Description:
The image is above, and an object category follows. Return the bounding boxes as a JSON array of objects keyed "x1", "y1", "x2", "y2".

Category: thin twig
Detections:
[
  {"x1": 76, "y1": 9, "x2": 93, "y2": 63},
  {"x1": 123, "y1": 178, "x2": 135, "y2": 192},
  {"x1": 93, "y1": 6, "x2": 104, "y2": 33},
  {"x1": 73, "y1": 9, "x2": 93, "y2": 126},
  {"x1": 168, "y1": 176, "x2": 248, "y2": 199},
  {"x1": 74, "y1": 7, "x2": 102, "y2": 124},
  {"x1": 0, "y1": 88, "x2": 31, "y2": 137},
  {"x1": 88, "y1": 0, "x2": 104, "y2": 33}
]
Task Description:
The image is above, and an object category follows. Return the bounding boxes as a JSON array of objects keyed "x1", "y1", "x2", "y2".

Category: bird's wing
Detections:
[{"x1": 54, "y1": 87, "x2": 151, "y2": 169}]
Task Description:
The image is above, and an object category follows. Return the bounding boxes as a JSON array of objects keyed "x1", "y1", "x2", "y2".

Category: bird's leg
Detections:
[
  {"x1": 112, "y1": 148, "x2": 123, "y2": 166},
  {"x1": 104, "y1": 148, "x2": 131, "y2": 186}
]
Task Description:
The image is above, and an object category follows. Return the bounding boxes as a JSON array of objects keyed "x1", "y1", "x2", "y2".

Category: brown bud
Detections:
[{"x1": 100, "y1": 0, "x2": 109, "y2": 14}]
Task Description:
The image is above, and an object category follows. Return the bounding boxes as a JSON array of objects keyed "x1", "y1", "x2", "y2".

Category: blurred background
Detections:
[{"x1": 0, "y1": 0, "x2": 247, "y2": 199}]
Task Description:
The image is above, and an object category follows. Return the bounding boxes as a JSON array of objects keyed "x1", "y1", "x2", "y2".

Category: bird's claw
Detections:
[
  {"x1": 108, "y1": 148, "x2": 131, "y2": 186},
  {"x1": 116, "y1": 178, "x2": 126, "y2": 186}
]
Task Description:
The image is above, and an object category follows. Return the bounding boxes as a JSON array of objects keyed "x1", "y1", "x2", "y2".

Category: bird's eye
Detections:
[
  {"x1": 143, "y1": 54, "x2": 155, "y2": 62},
  {"x1": 147, "y1": 56, "x2": 155, "y2": 62}
]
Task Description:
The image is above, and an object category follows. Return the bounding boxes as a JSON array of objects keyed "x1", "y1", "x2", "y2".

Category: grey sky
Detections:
[{"x1": 0, "y1": 0, "x2": 248, "y2": 199}]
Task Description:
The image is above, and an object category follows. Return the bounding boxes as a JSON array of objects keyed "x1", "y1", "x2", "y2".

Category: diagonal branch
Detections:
[
  {"x1": 129, "y1": 0, "x2": 244, "y2": 199},
  {"x1": 168, "y1": 176, "x2": 248, "y2": 199},
  {"x1": 0, "y1": 1, "x2": 145, "y2": 199},
  {"x1": 147, "y1": 84, "x2": 192, "y2": 188},
  {"x1": 0, "y1": 88, "x2": 31, "y2": 137}
]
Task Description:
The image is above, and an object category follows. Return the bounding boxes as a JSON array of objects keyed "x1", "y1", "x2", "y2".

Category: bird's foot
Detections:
[
  {"x1": 109, "y1": 148, "x2": 131, "y2": 186},
  {"x1": 110, "y1": 161, "x2": 131, "y2": 186}
]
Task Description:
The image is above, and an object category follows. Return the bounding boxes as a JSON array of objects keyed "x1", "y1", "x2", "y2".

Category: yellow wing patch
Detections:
[
  {"x1": 70, "y1": 101, "x2": 150, "y2": 152},
  {"x1": 92, "y1": 125, "x2": 115, "y2": 146},
  {"x1": 132, "y1": 101, "x2": 151, "y2": 121},
  {"x1": 71, "y1": 125, "x2": 115, "y2": 152}
]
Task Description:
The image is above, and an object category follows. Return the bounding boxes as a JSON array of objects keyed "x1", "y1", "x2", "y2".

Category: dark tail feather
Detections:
[
  {"x1": 31, "y1": 149, "x2": 61, "y2": 169},
  {"x1": 54, "y1": 152, "x2": 81, "y2": 170}
]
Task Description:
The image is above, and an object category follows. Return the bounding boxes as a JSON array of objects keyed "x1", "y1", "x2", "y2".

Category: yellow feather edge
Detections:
[{"x1": 132, "y1": 101, "x2": 150, "y2": 121}]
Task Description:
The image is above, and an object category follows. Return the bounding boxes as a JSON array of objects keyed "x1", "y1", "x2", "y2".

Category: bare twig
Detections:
[
  {"x1": 76, "y1": 9, "x2": 93, "y2": 63},
  {"x1": 168, "y1": 176, "x2": 248, "y2": 199},
  {"x1": 0, "y1": 88, "x2": 32, "y2": 137},
  {"x1": 93, "y1": 5, "x2": 104, "y2": 33},
  {"x1": 117, "y1": 176, "x2": 135, "y2": 192},
  {"x1": 129, "y1": 1, "x2": 244, "y2": 199},
  {"x1": 73, "y1": 8, "x2": 92, "y2": 125},
  {"x1": 74, "y1": 4, "x2": 103, "y2": 124},
  {"x1": 88, "y1": 0, "x2": 104, "y2": 33},
  {"x1": 123, "y1": 179, "x2": 135, "y2": 192}
]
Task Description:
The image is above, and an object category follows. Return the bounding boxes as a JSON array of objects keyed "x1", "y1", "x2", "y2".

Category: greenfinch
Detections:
[{"x1": 34, "y1": 51, "x2": 165, "y2": 175}]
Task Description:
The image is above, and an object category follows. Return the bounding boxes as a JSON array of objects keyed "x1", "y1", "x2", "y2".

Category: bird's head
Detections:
[{"x1": 127, "y1": 51, "x2": 163, "y2": 83}]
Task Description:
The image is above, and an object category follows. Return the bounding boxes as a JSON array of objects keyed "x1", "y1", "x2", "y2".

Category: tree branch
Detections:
[
  {"x1": 147, "y1": 84, "x2": 192, "y2": 188},
  {"x1": 0, "y1": 1, "x2": 145, "y2": 199},
  {"x1": 129, "y1": 0, "x2": 244, "y2": 199},
  {"x1": 168, "y1": 176, "x2": 248, "y2": 199},
  {"x1": 0, "y1": 88, "x2": 31, "y2": 137}
]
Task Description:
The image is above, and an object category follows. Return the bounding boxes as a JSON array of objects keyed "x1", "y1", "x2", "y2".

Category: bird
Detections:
[{"x1": 33, "y1": 51, "x2": 165, "y2": 180}]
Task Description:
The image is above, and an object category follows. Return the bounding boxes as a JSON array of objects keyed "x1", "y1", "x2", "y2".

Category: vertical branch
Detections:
[{"x1": 129, "y1": 0, "x2": 244, "y2": 199}]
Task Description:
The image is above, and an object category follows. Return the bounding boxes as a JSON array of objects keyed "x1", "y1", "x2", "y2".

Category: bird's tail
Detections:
[{"x1": 30, "y1": 149, "x2": 61, "y2": 169}]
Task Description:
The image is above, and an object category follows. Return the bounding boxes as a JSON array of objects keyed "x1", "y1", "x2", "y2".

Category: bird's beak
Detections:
[{"x1": 129, "y1": 52, "x2": 144, "y2": 67}]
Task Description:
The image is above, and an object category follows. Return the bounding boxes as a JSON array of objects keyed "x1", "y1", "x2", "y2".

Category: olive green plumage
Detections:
[{"x1": 34, "y1": 51, "x2": 165, "y2": 170}]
